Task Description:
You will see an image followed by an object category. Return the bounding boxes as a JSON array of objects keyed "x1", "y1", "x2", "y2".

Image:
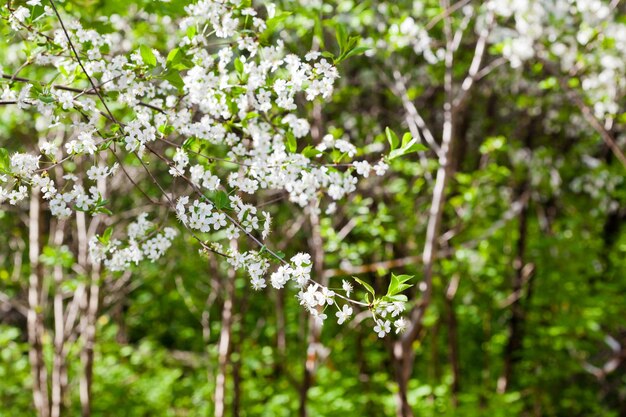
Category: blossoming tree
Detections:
[{"x1": 1, "y1": 0, "x2": 626, "y2": 416}]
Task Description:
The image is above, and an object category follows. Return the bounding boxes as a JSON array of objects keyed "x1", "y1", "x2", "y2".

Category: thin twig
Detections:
[{"x1": 48, "y1": 0, "x2": 118, "y2": 123}]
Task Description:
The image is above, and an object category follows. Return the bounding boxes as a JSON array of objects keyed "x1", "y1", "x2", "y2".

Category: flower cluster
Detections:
[
  {"x1": 0, "y1": 0, "x2": 407, "y2": 335},
  {"x1": 372, "y1": 303, "x2": 408, "y2": 337},
  {"x1": 89, "y1": 213, "x2": 177, "y2": 271}
]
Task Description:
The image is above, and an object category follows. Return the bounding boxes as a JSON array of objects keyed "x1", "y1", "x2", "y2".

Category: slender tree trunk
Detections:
[
  {"x1": 215, "y1": 243, "x2": 236, "y2": 417},
  {"x1": 393, "y1": 347, "x2": 415, "y2": 417},
  {"x1": 51, "y1": 220, "x2": 66, "y2": 417},
  {"x1": 393, "y1": 18, "x2": 458, "y2": 412},
  {"x1": 76, "y1": 213, "x2": 100, "y2": 416},
  {"x1": 276, "y1": 288, "x2": 287, "y2": 362},
  {"x1": 498, "y1": 186, "x2": 529, "y2": 393},
  {"x1": 202, "y1": 264, "x2": 220, "y2": 388},
  {"x1": 232, "y1": 289, "x2": 248, "y2": 417},
  {"x1": 299, "y1": 206, "x2": 325, "y2": 417},
  {"x1": 232, "y1": 349, "x2": 241, "y2": 417},
  {"x1": 78, "y1": 176, "x2": 105, "y2": 417},
  {"x1": 445, "y1": 275, "x2": 461, "y2": 406},
  {"x1": 429, "y1": 321, "x2": 441, "y2": 384},
  {"x1": 497, "y1": 117, "x2": 538, "y2": 393},
  {"x1": 391, "y1": 7, "x2": 494, "y2": 412},
  {"x1": 79, "y1": 272, "x2": 100, "y2": 417},
  {"x1": 27, "y1": 189, "x2": 50, "y2": 417}
]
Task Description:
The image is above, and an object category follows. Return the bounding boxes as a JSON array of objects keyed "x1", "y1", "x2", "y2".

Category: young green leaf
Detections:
[
  {"x1": 401, "y1": 132, "x2": 412, "y2": 148},
  {"x1": 382, "y1": 294, "x2": 409, "y2": 303},
  {"x1": 386, "y1": 127, "x2": 400, "y2": 150},
  {"x1": 163, "y1": 70, "x2": 184, "y2": 91},
  {"x1": 286, "y1": 132, "x2": 297, "y2": 153},
  {"x1": 0, "y1": 148, "x2": 10, "y2": 173},
  {"x1": 234, "y1": 57, "x2": 244, "y2": 76},
  {"x1": 353, "y1": 276, "x2": 375, "y2": 296},
  {"x1": 336, "y1": 24, "x2": 348, "y2": 54},
  {"x1": 186, "y1": 25, "x2": 196, "y2": 40},
  {"x1": 260, "y1": 12, "x2": 292, "y2": 43},
  {"x1": 166, "y1": 48, "x2": 181, "y2": 65},
  {"x1": 98, "y1": 227, "x2": 113, "y2": 245},
  {"x1": 387, "y1": 273, "x2": 414, "y2": 297},
  {"x1": 212, "y1": 191, "x2": 232, "y2": 211},
  {"x1": 389, "y1": 133, "x2": 428, "y2": 160},
  {"x1": 140, "y1": 45, "x2": 157, "y2": 67},
  {"x1": 302, "y1": 145, "x2": 322, "y2": 158},
  {"x1": 343, "y1": 45, "x2": 370, "y2": 60}
]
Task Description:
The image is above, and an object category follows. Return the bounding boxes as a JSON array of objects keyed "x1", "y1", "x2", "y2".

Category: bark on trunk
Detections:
[
  {"x1": 299, "y1": 206, "x2": 326, "y2": 417},
  {"x1": 51, "y1": 220, "x2": 66, "y2": 417},
  {"x1": 214, "y1": 243, "x2": 236, "y2": 417},
  {"x1": 79, "y1": 276, "x2": 100, "y2": 417},
  {"x1": 445, "y1": 275, "x2": 461, "y2": 406},
  {"x1": 498, "y1": 187, "x2": 529, "y2": 393},
  {"x1": 27, "y1": 189, "x2": 50, "y2": 417}
]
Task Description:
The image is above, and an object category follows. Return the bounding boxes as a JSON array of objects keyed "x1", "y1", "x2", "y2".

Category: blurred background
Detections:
[{"x1": 1, "y1": 0, "x2": 626, "y2": 416}]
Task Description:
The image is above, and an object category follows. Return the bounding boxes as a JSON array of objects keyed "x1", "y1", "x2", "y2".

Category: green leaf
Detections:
[
  {"x1": 389, "y1": 133, "x2": 428, "y2": 160},
  {"x1": 393, "y1": 283, "x2": 413, "y2": 294},
  {"x1": 336, "y1": 24, "x2": 348, "y2": 54},
  {"x1": 243, "y1": 112, "x2": 259, "y2": 121},
  {"x1": 394, "y1": 274, "x2": 414, "y2": 284},
  {"x1": 404, "y1": 140, "x2": 428, "y2": 154},
  {"x1": 302, "y1": 145, "x2": 322, "y2": 158},
  {"x1": 331, "y1": 150, "x2": 349, "y2": 164},
  {"x1": 158, "y1": 124, "x2": 175, "y2": 135},
  {"x1": 186, "y1": 25, "x2": 196, "y2": 40},
  {"x1": 353, "y1": 276, "x2": 375, "y2": 296},
  {"x1": 260, "y1": 12, "x2": 292, "y2": 43},
  {"x1": 539, "y1": 76, "x2": 557, "y2": 90},
  {"x1": 163, "y1": 70, "x2": 184, "y2": 91},
  {"x1": 401, "y1": 133, "x2": 412, "y2": 148},
  {"x1": 382, "y1": 294, "x2": 409, "y2": 303},
  {"x1": 386, "y1": 127, "x2": 399, "y2": 150},
  {"x1": 38, "y1": 94, "x2": 55, "y2": 104},
  {"x1": 213, "y1": 191, "x2": 232, "y2": 211},
  {"x1": 313, "y1": 14, "x2": 325, "y2": 49},
  {"x1": 343, "y1": 45, "x2": 370, "y2": 61},
  {"x1": 0, "y1": 148, "x2": 10, "y2": 173},
  {"x1": 93, "y1": 206, "x2": 113, "y2": 216},
  {"x1": 140, "y1": 45, "x2": 157, "y2": 67},
  {"x1": 267, "y1": 12, "x2": 292, "y2": 31},
  {"x1": 389, "y1": 149, "x2": 405, "y2": 160},
  {"x1": 98, "y1": 227, "x2": 113, "y2": 245},
  {"x1": 286, "y1": 132, "x2": 297, "y2": 153},
  {"x1": 387, "y1": 273, "x2": 414, "y2": 297},
  {"x1": 40, "y1": 245, "x2": 74, "y2": 268},
  {"x1": 234, "y1": 57, "x2": 244, "y2": 76},
  {"x1": 166, "y1": 48, "x2": 181, "y2": 65},
  {"x1": 182, "y1": 137, "x2": 195, "y2": 149}
]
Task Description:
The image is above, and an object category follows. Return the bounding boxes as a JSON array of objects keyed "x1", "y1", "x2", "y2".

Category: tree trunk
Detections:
[
  {"x1": 445, "y1": 275, "x2": 461, "y2": 406},
  {"x1": 51, "y1": 220, "x2": 66, "y2": 417},
  {"x1": 27, "y1": 189, "x2": 50, "y2": 417},
  {"x1": 498, "y1": 188, "x2": 529, "y2": 393},
  {"x1": 215, "y1": 243, "x2": 236, "y2": 417},
  {"x1": 299, "y1": 206, "x2": 326, "y2": 417},
  {"x1": 393, "y1": 341, "x2": 415, "y2": 417}
]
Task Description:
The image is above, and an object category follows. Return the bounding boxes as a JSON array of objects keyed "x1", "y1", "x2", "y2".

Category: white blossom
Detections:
[
  {"x1": 373, "y1": 320, "x2": 391, "y2": 338},
  {"x1": 336, "y1": 305, "x2": 353, "y2": 324}
]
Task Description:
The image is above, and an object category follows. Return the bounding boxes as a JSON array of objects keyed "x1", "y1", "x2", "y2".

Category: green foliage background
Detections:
[{"x1": 1, "y1": 0, "x2": 626, "y2": 416}]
